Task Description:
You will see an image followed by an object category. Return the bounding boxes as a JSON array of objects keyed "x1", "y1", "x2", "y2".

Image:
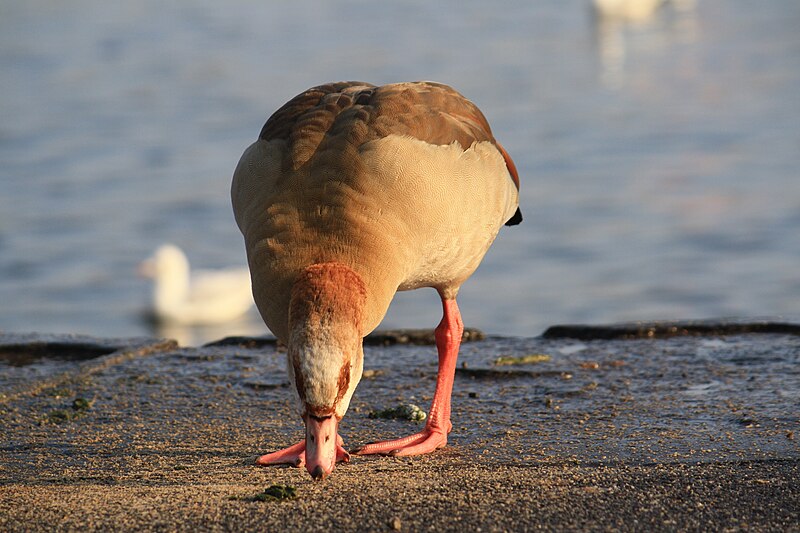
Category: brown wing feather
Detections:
[
  {"x1": 259, "y1": 81, "x2": 376, "y2": 169},
  {"x1": 257, "y1": 81, "x2": 502, "y2": 171}
]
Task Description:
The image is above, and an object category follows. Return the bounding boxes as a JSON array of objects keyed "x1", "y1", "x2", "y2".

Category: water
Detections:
[{"x1": 1, "y1": 0, "x2": 798, "y2": 345}]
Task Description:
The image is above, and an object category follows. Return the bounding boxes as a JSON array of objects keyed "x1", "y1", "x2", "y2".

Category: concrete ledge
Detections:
[
  {"x1": 543, "y1": 319, "x2": 800, "y2": 340},
  {"x1": 1, "y1": 322, "x2": 798, "y2": 531}
]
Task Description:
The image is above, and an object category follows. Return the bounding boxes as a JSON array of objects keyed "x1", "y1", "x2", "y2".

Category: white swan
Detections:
[{"x1": 139, "y1": 244, "x2": 254, "y2": 325}]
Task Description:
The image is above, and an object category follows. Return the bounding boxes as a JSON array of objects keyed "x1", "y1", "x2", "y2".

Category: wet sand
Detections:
[{"x1": 1, "y1": 324, "x2": 798, "y2": 531}]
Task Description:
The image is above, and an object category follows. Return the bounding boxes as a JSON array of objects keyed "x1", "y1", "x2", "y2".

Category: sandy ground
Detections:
[{"x1": 1, "y1": 324, "x2": 798, "y2": 531}]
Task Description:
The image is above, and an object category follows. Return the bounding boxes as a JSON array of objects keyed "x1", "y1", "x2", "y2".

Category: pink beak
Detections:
[{"x1": 304, "y1": 414, "x2": 338, "y2": 481}]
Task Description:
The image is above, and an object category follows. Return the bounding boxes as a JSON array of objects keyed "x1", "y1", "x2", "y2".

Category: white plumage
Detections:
[
  {"x1": 139, "y1": 244, "x2": 253, "y2": 325},
  {"x1": 592, "y1": 0, "x2": 664, "y2": 21}
]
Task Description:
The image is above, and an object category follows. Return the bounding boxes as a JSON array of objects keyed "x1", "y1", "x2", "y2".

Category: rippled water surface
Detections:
[{"x1": 1, "y1": 0, "x2": 798, "y2": 344}]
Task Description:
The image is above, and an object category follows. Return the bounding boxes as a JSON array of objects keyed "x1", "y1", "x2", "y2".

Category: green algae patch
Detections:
[
  {"x1": 369, "y1": 403, "x2": 427, "y2": 422},
  {"x1": 44, "y1": 409, "x2": 73, "y2": 424},
  {"x1": 42, "y1": 397, "x2": 92, "y2": 425},
  {"x1": 72, "y1": 397, "x2": 90, "y2": 411},
  {"x1": 234, "y1": 485, "x2": 298, "y2": 502},
  {"x1": 494, "y1": 354, "x2": 551, "y2": 366}
]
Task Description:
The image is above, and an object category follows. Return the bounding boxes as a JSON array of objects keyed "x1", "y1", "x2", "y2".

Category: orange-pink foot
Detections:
[
  {"x1": 255, "y1": 435, "x2": 350, "y2": 479},
  {"x1": 352, "y1": 422, "x2": 451, "y2": 456},
  {"x1": 355, "y1": 298, "x2": 462, "y2": 458}
]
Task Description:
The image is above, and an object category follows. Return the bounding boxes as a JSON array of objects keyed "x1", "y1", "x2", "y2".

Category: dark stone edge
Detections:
[
  {"x1": 542, "y1": 320, "x2": 800, "y2": 340},
  {"x1": 203, "y1": 327, "x2": 486, "y2": 348},
  {"x1": 0, "y1": 334, "x2": 178, "y2": 404}
]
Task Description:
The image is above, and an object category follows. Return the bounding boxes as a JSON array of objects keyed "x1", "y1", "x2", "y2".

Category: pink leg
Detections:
[
  {"x1": 353, "y1": 297, "x2": 464, "y2": 456},
  {"x1": 256, "y1": 434, "x2": 350, "y2": 469}
]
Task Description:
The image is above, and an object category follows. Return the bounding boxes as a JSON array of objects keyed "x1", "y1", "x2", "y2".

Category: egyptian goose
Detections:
[
  {"x1": 139, "y1": 243, "x2": 254, "y2": 325},
  {"x1": 231, "y1": 81, "x2": 521, "y2": 480}
]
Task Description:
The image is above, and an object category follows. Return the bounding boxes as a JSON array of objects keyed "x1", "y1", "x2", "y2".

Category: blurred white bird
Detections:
[
  {"x1": 592, "y1": 0, "x2": 664, "y2": 21},
  {"x1": 139, "y1": 244, "x2": 254, "y2": 325}
]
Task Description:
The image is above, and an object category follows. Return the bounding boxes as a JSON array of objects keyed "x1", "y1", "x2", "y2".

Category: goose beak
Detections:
[{"x1": 304, "y1": 414, "x2": 338, "y2": 481}]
